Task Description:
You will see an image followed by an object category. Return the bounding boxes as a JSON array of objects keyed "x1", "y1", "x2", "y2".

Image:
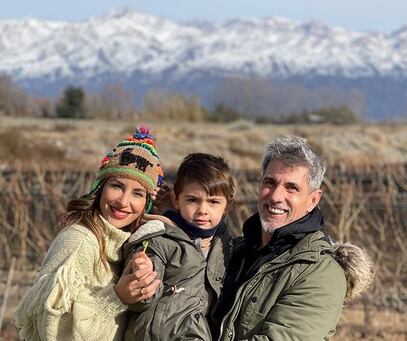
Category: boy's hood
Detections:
[{"x1": 128, "y1": 214, "x2": 173, "y2": 244}]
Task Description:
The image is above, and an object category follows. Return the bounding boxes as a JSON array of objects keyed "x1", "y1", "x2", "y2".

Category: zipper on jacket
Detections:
[{"x1": 219, "y1": 267, "x2": 266, "y2": 337}]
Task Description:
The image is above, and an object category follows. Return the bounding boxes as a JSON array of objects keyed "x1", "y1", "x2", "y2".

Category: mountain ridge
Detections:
[{"x1": 1, "y1": 9, "x2": 407, "y2": 118}]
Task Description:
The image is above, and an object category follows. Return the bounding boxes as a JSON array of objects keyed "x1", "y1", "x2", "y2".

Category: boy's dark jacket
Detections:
[{"x1": 122, "y1": 214, "x2": 233, "y2": 341}]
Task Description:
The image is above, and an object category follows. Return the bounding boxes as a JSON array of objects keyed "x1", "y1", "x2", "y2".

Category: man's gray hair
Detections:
[{"x1": 261, "y1": 136, "x2": 326, "y2": 191}]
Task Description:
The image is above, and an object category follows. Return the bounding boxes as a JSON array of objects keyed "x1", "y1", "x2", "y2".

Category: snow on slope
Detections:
[{"x1": 1, "y1": 8, "x2": 407, "y2": 82}]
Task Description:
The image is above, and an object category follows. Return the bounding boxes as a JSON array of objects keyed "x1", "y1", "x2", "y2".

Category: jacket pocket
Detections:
[{"x1": 154, "y1": 293, "x2": 211, "y2": 341}]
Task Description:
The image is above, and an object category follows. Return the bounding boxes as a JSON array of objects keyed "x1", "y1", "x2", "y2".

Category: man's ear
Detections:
[
  {"x1": 308, "y1": 189, "x2": 322, "y2": 212},
  {"x1": 171, "y1": 192, "x2": 180, "y2": 210}
]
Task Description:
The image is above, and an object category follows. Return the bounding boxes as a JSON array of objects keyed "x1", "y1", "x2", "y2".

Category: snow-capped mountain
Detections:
[{"x1": 1, "y1": 9, "x2": 407, "y2": 118}]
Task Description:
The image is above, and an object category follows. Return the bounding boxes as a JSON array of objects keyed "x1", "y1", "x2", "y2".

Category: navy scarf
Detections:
[{"x1": 163, "y1": 210, "x2": 224, "y2": 239}]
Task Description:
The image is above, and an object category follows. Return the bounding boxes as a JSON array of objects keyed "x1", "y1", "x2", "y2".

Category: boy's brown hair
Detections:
[{"x1": 174, "y1": 153, "x2": 235, "y2": 205}]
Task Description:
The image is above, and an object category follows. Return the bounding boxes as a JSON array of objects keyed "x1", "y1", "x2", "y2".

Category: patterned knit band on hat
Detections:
[{"x1": 88, "y1": 126, "x2": 164, "y2": 206}]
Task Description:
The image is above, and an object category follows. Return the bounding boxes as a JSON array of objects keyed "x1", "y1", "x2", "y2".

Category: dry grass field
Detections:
[
  {"x1": 1, "y1": 116, "x2": 407, "y2": 340},
  {"x1": 2, "y1": 115, "x2": 407, "y2": 172}
]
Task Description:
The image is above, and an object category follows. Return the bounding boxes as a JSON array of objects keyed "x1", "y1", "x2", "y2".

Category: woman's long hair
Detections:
[{"x1": 58, "y1": 179, "x2": 145, "y2": 268}]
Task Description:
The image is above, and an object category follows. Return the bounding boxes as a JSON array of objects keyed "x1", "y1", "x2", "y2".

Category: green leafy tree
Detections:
[{"x1": 56, "y1": 86, "x2": 87, "y2": 118}]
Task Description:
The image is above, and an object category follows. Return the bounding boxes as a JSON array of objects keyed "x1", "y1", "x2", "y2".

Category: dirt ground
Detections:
[{"x1": 335, "y1": 303, "x2": 407, "y2": 340}]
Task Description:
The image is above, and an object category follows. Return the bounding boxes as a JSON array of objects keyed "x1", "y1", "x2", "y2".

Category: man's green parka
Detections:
[{"x1": 217, "y1": 211, "x2": 374, "y2": 341}]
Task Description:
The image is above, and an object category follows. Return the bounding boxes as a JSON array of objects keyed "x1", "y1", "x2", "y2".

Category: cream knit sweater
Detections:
[{"x1": 14, "y1": 216, "x2": 131, "y2": 341}]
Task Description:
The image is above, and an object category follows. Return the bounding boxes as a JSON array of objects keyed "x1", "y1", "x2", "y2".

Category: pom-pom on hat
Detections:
[{"x1": 88, "y1": 126, "x2": 163, "y2": 200}]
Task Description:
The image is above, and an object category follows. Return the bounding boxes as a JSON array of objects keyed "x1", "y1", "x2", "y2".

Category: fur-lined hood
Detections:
[{"x1": 332, "y1": 242, "x2": 375, "y2": 300}]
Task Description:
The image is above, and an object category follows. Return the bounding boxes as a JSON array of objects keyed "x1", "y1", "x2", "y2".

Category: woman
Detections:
[{"x1": 14, "y1": 127, "x2": 163, "y2": 341}]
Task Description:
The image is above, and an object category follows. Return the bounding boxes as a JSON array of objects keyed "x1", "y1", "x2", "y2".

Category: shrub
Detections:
[
  {"x1": 272, "y1": 106, "x2": 361, "y2": 125},
  {"x1": 143, "y1": 90, "x2": 208, "y2": 121},
  {"x1": 56, "y1": 86, "x2": 87, "y2": 119},
  {"x1": 209, "y1": 104, "x2": 242, "y2": 122}
]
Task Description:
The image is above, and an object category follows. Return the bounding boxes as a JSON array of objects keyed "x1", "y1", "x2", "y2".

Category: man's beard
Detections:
[{"x1": 259, "y1": 212, "x2": 276, "y2": 237}]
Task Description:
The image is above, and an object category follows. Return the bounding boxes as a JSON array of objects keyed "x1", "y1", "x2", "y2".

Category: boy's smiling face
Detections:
[{"x1": 174, "y1": 182, "x2": 228, "y2": 229}]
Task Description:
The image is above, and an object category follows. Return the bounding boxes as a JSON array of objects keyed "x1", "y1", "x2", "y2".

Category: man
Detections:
[{"x1": 213, "y1": 136, "x2": 374, "y2": 340}]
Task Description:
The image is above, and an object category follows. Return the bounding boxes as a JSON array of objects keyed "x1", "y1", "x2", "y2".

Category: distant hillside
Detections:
[{"x1": 1, "y1": 9, "x2": 407, "y2": 119}]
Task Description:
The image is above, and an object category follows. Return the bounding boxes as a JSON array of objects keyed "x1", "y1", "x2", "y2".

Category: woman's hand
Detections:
[{"x1": 114, "y1": 253, "x2": 160, "y2": 305}]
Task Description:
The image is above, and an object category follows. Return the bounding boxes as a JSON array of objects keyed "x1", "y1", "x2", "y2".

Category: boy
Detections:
[{"x1": 124, "y1": 153, "x2": 235, "y2": 341}]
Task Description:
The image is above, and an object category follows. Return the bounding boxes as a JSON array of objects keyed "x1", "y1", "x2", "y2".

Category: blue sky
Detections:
[{"x1": 1, "y1": 0, "x2": 406, "y2": 32}]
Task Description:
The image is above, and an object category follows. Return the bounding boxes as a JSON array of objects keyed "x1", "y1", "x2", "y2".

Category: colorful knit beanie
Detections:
[{"x1": 88, "y1": 126, "x2": 163, "y2": 211}]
